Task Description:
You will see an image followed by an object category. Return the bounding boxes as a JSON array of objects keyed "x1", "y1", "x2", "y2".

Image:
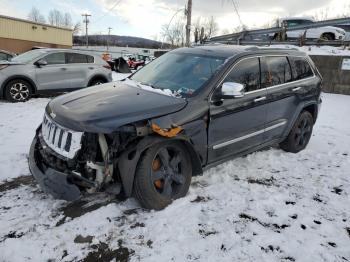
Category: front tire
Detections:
[
  {"x1": 134, "y1": 141, "x2": 192, "y2": 210},
  {"x1": 5, "y1": 79, "x2": 32, "y2": 102},
  {"x1": 88, "y1": 78, "x2": 106, "y2": 87},
  {"x1": 280, "y1": 111, "x2": 314, "y2": 153},
  {"x1": 321, "y1": 33, "x2": 335, "y2": 40}
]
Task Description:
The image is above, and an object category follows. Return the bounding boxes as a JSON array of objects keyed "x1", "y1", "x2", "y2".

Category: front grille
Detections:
[{"x1": 41, "y1": 114, "x2": 83, "y2": 159}]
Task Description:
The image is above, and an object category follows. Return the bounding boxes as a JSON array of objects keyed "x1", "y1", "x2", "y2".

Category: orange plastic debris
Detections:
[{"x1": 151, "y1": 123, "x2": 183, "y2": 138}]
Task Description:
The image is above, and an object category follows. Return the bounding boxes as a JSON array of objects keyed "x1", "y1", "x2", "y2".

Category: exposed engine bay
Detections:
[
  {"x1": 30, "y1": 106, "x2": 208, "y2": 202},
  {"x1": 35, "y1": 114, "x2": 155, "y2": 198}
]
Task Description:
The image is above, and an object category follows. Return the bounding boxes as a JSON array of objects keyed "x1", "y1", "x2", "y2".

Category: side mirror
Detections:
[
  {"x1": 221, "y1": 82, "x2": 245, "y2": 99},
  {"x1": 35, "y1": 59, "x2": 48, "y2": 67}
]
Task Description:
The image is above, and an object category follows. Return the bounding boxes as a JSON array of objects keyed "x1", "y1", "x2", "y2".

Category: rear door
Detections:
[
  {"x1": 263, "y1": 55, "x2": 314, "y2": 142},
  {"x1": 35, "y1": 52, "x2": 70, "y2": 91},
  {"x1": 208, "y1": 57, "x2": 268, "y2": 163},
  {"x1": 65, "y1": 53, "x2": 94, "y2": 89}
]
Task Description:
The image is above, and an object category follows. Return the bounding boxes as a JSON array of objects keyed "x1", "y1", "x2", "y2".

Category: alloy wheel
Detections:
[
  {"x1": 9, "y1": 82, "x2": 30, "y2": 101},
  {"x1": 294, "y1": 118, "x2": 312, "y2": 147},
  {"x1": 151, "y1": 147, "x2": 186, "y2": 198}
]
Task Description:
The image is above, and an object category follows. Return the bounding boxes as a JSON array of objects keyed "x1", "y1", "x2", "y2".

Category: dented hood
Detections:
[{"x1": 46, "y1": 81, "x2": 187, "y2": 133}]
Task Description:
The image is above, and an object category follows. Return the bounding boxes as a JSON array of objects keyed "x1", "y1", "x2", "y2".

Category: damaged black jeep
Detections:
[{"x1": 29, "y1": 45, "x2": 322, "y2": 210}]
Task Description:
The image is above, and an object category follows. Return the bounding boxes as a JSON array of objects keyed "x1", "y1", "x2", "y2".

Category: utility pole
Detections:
[
  {"x1": 107, "y1": 27, "x2": 112, "y2": 51},
  {"x1": 185, "y1": 0, "x2": 192, "y2": 47},
  {"x1": 81, "y1": 13, "x2": 91, "y2": 48}
]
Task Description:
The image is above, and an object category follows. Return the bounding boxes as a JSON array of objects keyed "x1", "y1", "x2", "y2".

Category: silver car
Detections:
[{"x1": 0, "y1": 49, "x2": 113, "y2": 102}]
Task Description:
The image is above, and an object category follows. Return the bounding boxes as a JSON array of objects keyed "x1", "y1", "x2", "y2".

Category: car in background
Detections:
[
  {"x1": 0, "y1": 49, "x2": 16, "y2": 61},
  {"x1": 127, "y1": 57, "x2": 145, "y2": 70},
  {"x1": 271, "y1": 17, "x2": 346, "y2": 40},
  {"x1": 0, "y1": 49, "x2": 112, "y2": 102}
]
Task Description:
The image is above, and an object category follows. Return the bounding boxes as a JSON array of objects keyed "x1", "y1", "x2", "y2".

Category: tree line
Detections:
[
  {"x1": 160, "y1": 15, "x2": 219, "y2": 47},
  {"x1": 27, "y1": 7, "x2": 81, "y2": 34}
]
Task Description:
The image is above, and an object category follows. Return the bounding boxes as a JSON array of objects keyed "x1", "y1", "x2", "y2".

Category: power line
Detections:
[
  {"x1": 94, "y1": 0, "x2": 122, "y2": 23},
  {"x1": 231, "y1": 0, "x2": 244, "y2": 27}
]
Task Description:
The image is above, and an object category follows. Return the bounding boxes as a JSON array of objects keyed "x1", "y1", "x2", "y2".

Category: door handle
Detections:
[
  {"x1": 60, "y1": 68, "x2": 67, "y2": 71},
  {"x1": 292, "y1": 87, "x2": 302, "y2": 92},
  {"x1": 254, "y1": 96, "x2": 266, "y2": 102},
  {"x1": 88, "y1": 67, "x2": 95, "y2": 70}
]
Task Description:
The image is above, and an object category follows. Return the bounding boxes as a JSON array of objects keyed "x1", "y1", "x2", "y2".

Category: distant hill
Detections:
[{"x1": 73, "y1": 35, "x2": 171, "y2": 49}]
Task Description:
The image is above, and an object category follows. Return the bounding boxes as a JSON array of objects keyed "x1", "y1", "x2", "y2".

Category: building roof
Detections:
[{"x1": 0, "y1": 14, "x2": 73, "y2": 32}]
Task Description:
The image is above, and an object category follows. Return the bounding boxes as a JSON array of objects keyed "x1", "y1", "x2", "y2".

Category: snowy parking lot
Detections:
[{"x1": 0, "y1": 90, "x2": 349, "y2": 261}]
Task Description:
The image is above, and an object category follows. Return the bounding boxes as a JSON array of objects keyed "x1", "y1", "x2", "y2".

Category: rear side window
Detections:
[
  {"x1": 263, "y1": 56, "x2": 292, "y2": 87},
  {"x1": 44, "y1": 53, "x2": 66, "y2": 65},
  {"x1": 289, "y1": 57, "x2": 314, "y2": 80},
  {"x1": 66, "y1": 53, "x2": 93, "y2": 64},
  {"x1": 224, "y1": 57, "x2": 261, "y2": 92},
  {"x1": 87, "y1": 55, "x2": 94, "y2": 63}
]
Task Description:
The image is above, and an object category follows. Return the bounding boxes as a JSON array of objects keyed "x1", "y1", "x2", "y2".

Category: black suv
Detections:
[{"x1": 29, "y1": 45, "x2": 322, "y2": 210}]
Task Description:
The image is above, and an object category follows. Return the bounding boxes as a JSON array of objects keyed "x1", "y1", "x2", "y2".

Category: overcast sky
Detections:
[{"x1": 0, "y1": 0, "x2": 349, "y2": 39}]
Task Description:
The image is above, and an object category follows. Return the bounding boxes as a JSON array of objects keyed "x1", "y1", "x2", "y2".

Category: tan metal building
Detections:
[{"x1": 0, "y1": 15, "x2": 73, "y2": 54}]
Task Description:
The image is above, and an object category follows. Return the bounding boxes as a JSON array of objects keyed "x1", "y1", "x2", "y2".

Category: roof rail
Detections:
[{"x1": 245, "y1": 46, "x2": 300, "y2": 51}]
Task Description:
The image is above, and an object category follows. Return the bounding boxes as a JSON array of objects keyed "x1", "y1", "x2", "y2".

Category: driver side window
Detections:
[{"x1": 223, "y1": 57, "x2": 261, "y2": 93}]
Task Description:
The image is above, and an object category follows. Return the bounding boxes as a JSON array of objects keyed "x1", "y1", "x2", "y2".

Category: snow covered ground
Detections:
[{"x1": 0, "y1": 86, "x2": 349, "y2": 261}]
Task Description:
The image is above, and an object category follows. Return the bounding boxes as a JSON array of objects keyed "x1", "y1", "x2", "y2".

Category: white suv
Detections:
[{"x1": 271, "y1": 17, "x2": 346, "y2": 40}]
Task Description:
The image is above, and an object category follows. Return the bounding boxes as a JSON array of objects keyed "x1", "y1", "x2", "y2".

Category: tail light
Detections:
[{"x1": 0, "y1": 65, "x2": 8, "y2": 70}]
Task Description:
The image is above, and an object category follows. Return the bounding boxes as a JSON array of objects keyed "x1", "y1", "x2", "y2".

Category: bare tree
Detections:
[
  {"x1": 28, "y1": 7, "x2": 46, "y2": 23},
  {"x1": 338, "y1": 4, "x2": 350, "y2": 18},
  {"x1": 48, "y1": 9, "x2": 63, "y2": 27},
  {"x1": 73, "y1": 22, "x2": 81, "y2": 35},
  {"x1": 204, "y1": 16, "x2": 219, "y2": 38},
  {"x1": 312, "y1": 7, "x2": 330, "y2": 21},
  {"x1": 161, "y1": 17, "x2": 186, "y2": 47},
  {"x1": 193, "y1": 16, "x2": 219, "y2": 42},
  {"x1": 63, "y1": 13, "x2": 73, "y2": 28}
]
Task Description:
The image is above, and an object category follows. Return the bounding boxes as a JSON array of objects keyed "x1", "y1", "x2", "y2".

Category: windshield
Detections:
[
  {"x1": 286, "y1": 19, "x2": 313, "y2": 27},
  {"x1": 11, "y1": 50, "x2": 48, "y2": 63},
  {"x1": 130, "y1": 52, "x2": 225, "y2": 97}
]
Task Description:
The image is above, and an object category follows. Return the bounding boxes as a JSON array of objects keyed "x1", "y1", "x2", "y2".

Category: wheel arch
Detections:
[
  {"x1": 1, "y1": 75, "x2": 37, "y2": 98},
  {"x1": 87, "y1": 74, "x2": 109, "y2": 86},
  {"x1": 303, "y1": 103, "x2": 318, "y2": 123},
  {"x1": 321, "y1": 32, "x2": 335, "y2": 40},
  {"x1": 282, "y1": 101, "x2": 319, "y2": 139},
  {"x1": 117, "y1": 136, "x2": 203, "y2": 197}
]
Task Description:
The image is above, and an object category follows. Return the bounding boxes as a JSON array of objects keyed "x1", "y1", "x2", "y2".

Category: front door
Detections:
[
  {"x1": 208, "y1": 57, "x2": 268, "y2": 163},
  {"x1": 35, "y1": 52, "x2": 70, "y2": 91}
]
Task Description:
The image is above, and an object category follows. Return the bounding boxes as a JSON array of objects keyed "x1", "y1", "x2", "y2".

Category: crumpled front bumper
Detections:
[{"x1": 28, "y1": 135, "x2": 82, "y2": 201}]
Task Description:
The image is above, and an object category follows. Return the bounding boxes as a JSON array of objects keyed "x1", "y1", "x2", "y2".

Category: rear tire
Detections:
[
  {"x1": 4, "y1": 79, "x2": 32, "y2": 102},
  {"x1": 280, "y1": 111, "x2": 314, "y2": 153},
  {"x1": 88, "y1": 78, "x2": 106, "y2": 87},
  {"x1": 134, "y1": 141, "x2": 192, "y2": 210}
]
